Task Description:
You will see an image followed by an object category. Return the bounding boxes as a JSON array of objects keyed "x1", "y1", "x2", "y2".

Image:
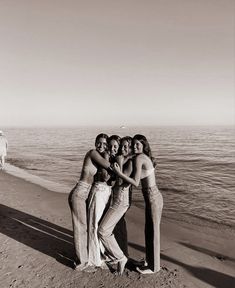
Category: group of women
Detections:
[{"x1": 68, "y1": 133, "x2": 163, "y2": 275}]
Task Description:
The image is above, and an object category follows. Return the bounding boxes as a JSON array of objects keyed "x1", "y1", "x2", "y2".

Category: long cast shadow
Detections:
[
  {"x1": 161, "y1": 254, "x2": 235, "y2": 288},
  {"x1": 178, "y1": 241, "x2": 235, "y2": 262},
  {"x1": 128, "y1": 242, "x2": 145, "y2": 253},
  {"x1": 0, "y1": 204, "x2": 74, "y2": 267},
  {"x1": 128, "y1": 242, "x2": 235, "y2": 288}
]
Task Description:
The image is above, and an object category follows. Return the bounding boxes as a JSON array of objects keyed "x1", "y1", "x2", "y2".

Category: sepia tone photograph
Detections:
[{"x1": 0, "y1": 1, "x2": 234, "y2": 287}]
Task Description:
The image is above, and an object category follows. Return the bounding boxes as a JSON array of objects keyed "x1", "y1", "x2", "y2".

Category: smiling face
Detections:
[
  {"x1": 121, "y1": 140, "x2": 132, "y2": 157},
  {"x1": 95, "y1": 137, "x2": 107, "y2": 153},
  {"x1": 133, "y1": 139, "x2": 143, "y2": 154},
  {"x1": 109, "y1": 139, "x2": 119, "y2": 157}
]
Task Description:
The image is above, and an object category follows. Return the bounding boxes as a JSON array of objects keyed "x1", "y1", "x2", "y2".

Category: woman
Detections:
[
  {"x1": 0, "y1": 130, "x2": 8, "y2": 169},
  {"x1": 68, "y1": 133, "x2": 111, "y2": 271},
  {"x1": 113, "y1": 134, "x2": 163, "y2": 274},
  {"x1": 87, "y1": 135, "x2": 121, "y2": 268},
  {"x1": 105, "y1": 134, "x2": 129, "y2": 256},
  {"x1": 98, "y1": 136, "x2": 133, "y2": 275}
]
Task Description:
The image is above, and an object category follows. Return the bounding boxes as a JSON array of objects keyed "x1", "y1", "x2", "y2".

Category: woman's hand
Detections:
[{"x1": 113, "y1": 162, "x2": 121, "y2": 174}]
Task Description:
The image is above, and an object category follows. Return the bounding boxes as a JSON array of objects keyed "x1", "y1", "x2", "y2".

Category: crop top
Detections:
[
  {"x1": 140, "y1": 167, "x2": 155, "y2": 179},
  {"x1": 83, "y1": 164, "x2": 97, "y2": 176}
]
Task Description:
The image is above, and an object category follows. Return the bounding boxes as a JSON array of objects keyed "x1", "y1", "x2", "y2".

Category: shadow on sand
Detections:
[
  {"x1": 0, "y1": 204, "x2": 74, "y2": 268},
  {"x1": 178, "y1": 241, "x2": 235, "y2": 262},
  {"x1": 128, "y1": 242, "x2": 235, "y2": 288}
]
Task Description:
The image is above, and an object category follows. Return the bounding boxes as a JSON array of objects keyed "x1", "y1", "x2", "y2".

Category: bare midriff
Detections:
[{"x1": 141, "y1": 172, "x2": 156, "y2": 189}]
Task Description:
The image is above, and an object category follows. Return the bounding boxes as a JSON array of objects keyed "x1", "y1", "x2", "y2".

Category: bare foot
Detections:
[
  {"x1": 116, "y1": 256, "x2": 127, "y2": 275},
  {"x1": 99, "y1": 261, "x2": 109, "y2": 270},
  {"x1": 136, "y1": 266, "x2": 157, "y2": 274},
  {"x1": 74, "y1": 262, "x2": 89, "y2": 271},
  {"x1": 83, "y1": 265, "x2": 97, "y2": 273}
]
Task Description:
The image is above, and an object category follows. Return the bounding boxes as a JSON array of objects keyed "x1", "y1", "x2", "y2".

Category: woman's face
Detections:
[
  {"x1": 96, "y1": 137, "x2": 107, "y2": 153},
  {"x1": 109, "y1": 140, "x2": 119, "y2": 157},
  {"x1": 121, "y1": 140, "x2": 132, "y2": 157},
  {"x1": 133, "y1": 139, "x2": 143, "y2": 154}
]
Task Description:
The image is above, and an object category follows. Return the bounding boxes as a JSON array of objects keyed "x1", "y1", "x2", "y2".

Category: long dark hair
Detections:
[
  {"x1": 95, "y1": 133, "x2": 109, "y2": 146},
  {"x1": 121, "y1": 136, "x2": 132, "y2": 147},
  {"x1": 108, "y1": 134, "x2": 121, "y2": 152},
  {"x1": 133, "y1": 134, "x2": 156, "y2": 166},
  {"x1": 108, "y1": 135, "x2": 121, "y2": 146}
]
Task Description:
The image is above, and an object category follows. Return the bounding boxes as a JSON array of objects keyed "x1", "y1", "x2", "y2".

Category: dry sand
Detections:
[{"x1": 0, "y1": 171, "x2": 234, "y2": 288}]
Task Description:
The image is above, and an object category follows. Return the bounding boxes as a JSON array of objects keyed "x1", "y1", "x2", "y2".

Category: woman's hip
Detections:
[
  {"x1": 111, "y1": 185, "x2": 130, "y2": 207},
  {"x1": 143, "y1": 185, "x2": 163, "y2": 206}
]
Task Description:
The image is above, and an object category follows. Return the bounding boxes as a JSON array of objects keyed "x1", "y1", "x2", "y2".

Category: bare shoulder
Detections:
[
  {"x1": 89, "y1": 149, "x2": 98, "y2": 156},
  {"x1": 136, "y1": 154, "x2": 145, "y2": 161},
  {"x1": 86, "y1": 149, "x2": 101, "y2": 161},
  {"x1": 116, "y1": 155, "x2": 124, "y2": 162},
  {"x1": 116, "y1": 155, "x2": 123, "y2": 160},
  {"x1": 83, "y1": 150, "x2": 92, "y2": 161},
  {"x1": 137, "y1": 154, "x2": 152, "y2": 165},
  {"x1": 85, "y1": 149, "x2": 93, "y2": 157},
  {"x1": 89, "y1": 149, "x2": 108, "y2": 161},
  {"x1": 135, "y1": 154, "x2": 145, "y2": 165},
  {"x1": 103, "y1": 151, "x2": 109, "y2": 158}
]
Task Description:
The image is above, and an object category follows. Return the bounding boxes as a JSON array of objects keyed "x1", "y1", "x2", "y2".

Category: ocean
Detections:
[{"x1": 2, "y1": 126, "x2": 235, "y2": 228}]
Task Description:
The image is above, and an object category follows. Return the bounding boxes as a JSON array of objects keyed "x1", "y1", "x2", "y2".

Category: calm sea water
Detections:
[{"x1": 3, "y1": 126, "x2": 235, "y2": 227}]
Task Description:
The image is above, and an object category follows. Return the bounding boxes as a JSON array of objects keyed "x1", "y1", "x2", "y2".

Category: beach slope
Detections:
[{"x1": 0, "y1": 172, "x2": 234, "y2": 288}]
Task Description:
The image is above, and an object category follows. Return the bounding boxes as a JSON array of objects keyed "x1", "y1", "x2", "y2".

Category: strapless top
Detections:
[
  {"x1": 140, "y1": 167, "x2": 155, "y2": 179},
  {"x1": 83, "y1": 164, "x2": 97, "y2": 176}
]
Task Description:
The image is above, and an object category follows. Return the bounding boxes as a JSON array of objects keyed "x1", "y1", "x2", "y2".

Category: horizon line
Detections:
[{"x1": 1, "y1": 124, "x2": 234, "y2": 129}]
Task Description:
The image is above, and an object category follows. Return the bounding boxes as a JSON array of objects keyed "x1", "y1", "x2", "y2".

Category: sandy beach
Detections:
[{"x1": 0, "y1": 171, "x2": 234, "y2": 288}]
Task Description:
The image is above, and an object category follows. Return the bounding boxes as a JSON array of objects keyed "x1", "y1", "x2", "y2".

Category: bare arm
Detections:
[
  {"x1": 99, "y1": 152, "x2": 111, "y2": 181},
  {"x1": 116, "y1": 155, "x2": 124, "y2": 171},
  {"x1": 116, "y1": 155, "x2": 124, "y2": 185},
  {"x1": 90, "y1": 150, "x2": 111, "y2": 169},
  {"x1": 123, "y1": 159, "x2": 133, "y2": 177},
  {"x1": 113, "y1": 156, "x2": 142, "y2": 187}
]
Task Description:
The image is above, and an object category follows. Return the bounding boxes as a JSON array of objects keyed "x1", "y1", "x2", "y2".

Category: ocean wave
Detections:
[
  {"x1": 160, "y1": 157, "x2": 235, "y2": 167},
  {"x1": 159, "y1": 187, "x2": 187, "y2": 195},
  {"x1": 162, "y1": 210, "x2": 235, "y2": 229}
]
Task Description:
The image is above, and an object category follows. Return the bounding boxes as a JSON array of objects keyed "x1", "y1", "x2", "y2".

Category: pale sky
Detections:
[{"x1": 0, "y1": 0, "x2": 234, "y2": 126}]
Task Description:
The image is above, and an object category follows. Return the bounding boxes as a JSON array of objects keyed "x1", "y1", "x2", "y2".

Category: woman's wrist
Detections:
[
  {"x1": 107, "y1": 165, "x2": 113, "y2": 172},
  {"x1": 107, "y1": 167, "x2": 112, "y2": 174}
]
